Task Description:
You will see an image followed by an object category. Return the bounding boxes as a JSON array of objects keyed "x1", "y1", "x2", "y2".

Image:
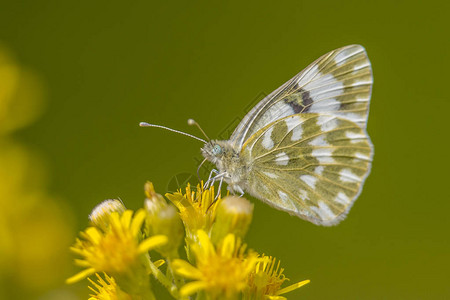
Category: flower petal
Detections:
[
  {"x1": 130, "y1": 209, "x2": 146, "y2": 236},
  {"x1": 153, "y1": 259, "x2": 165, "y2": 268},
  {"x1": 66, "y1": 267, "x2": 96, "y2": 284},
  {"x1": 70, "y1": 246, "x2": 86, "y2": 256},
  {"x1": 179, "y1": 281, "x2": 208, "y2": 297},
  {"x1": 172, "y1": 259, "x2": 203, "y2": 279},
  {"x1": 84, "y1": 227, "x2": 102, "y2": 244},
  {"x1": 138, "y1": 235, "x2": 168, "y2": 253},
  {"x1": 220, "y1": 233, "x2": 235, "y2": 258},
  {"x1": 197, "y1": 230, "x2": 215, "y2": 257},
  {"x1": 74, "y1": 259, "x2": 91, "y2": 267},
  {"x1": 276, "y1": 279, "x2": 310, "y2": 295},
  {"x1": 165, "y1": 193, "x2": 186, "y2": 210},
  {"x1": 265, "y1": 296, "x2": 286, "y2": 300},
  {"x1": 120, "y1": 210, "x2": 133, "y2": 229}
]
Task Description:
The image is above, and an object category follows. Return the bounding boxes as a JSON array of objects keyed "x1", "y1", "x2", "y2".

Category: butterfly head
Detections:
[
  {"x1": 212, "y1": 144, "x2": 223, "y2": 155},
  {"x1": 201, "y1": 140, "x2": 233, "y2": 166},
  {"x1": 202, "y1": 141, "x2": 221, "y2": 163}
]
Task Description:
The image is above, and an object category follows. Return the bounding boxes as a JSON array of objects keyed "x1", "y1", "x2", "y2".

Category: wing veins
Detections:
[
  {"x1": 302, "y1": 86, "x2": 371, "y2": 103},
  {"x1": 333, "y1": 47, "x2": 365, "y2": 65},
  {"x1": 299, "y1": 71, "x2": 373, "y2": 95},
  {"x1": 301, "y1": 168, "x2": 358, "y2": 193},
  {"x1": 258, "y1": 154, "x2": 372, "y2": 165},
  {"x1": 247, "y1": 125, "x2": 273, "y2": 154},
  {"x1": 297, "y1": 45, "x2": 367, "y2": 88},
  {"x1": 294, "y1": 52, "x2": 334, "y2": 87},
  {"x1": 282, "y1": 170, "x2": 344, "y2": 213},
  {"x1": 232, "y1": 46, "x2": 372, "y2": 150},
  {"x1": 320, "y1": 168, "x2": 365, "y2": 184},
  {"x1": 278, "y1": 169, "x2": 343, "y2": 214},
  {"x1": 297, "y1": 51, "x2": 338, "y2": 86},
  {"x1": 254, "y1": 67, "x2": 371, "y2": 119},
  {"x1": 256, "y1": 170, "x2": 309, "y2": 211},
  {"x1": 270, "y1": 49, "x2": 342, "y2": 105},
  {"x1": 254, "y1": 125, "x2": 358, "y2": 160},
  {"x1": 262, "y1": 163, "x2": 368, "y2": 172},
  {"x1": 321, "y1": 55, "x2": 369, "y2": 77}
]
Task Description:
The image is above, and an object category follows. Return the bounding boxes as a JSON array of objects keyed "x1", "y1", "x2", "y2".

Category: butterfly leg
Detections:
[
  {"x1": 209, "y1": 172, "x2": 227, "y2": 189},
  {"x1": 231, "y1": 185, "x2": 244, "y2": 197},
  {"x1": 205, "y1": 171, "x2": 228, "y2": 199},
  {"x1": 215, "y1": 175, "x2": 224, "y2": 200},
  {"x1": 204, "y1": 169, "x2": 219, "y2": 189},
  {"x1": 207, "y1": 173, "x2": 228, "y2": 211}
]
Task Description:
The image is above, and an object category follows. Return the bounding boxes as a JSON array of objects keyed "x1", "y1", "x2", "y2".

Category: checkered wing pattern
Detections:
[
  {"x1": 230, "y1": 45, "x2": 372, "y2": 149},
  {"x1": 241, "y1": 113, "x2": 372, "y2": 225}
]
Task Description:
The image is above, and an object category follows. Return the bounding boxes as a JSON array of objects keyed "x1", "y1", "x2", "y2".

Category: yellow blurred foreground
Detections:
[{"x1": 0, "y1": 45, "x2": 77, "y2": 299}]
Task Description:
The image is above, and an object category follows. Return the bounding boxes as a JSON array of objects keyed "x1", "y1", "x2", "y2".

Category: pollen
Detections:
[{"x1": 166, "y1": 183, "x2": 224, "y2": 240}]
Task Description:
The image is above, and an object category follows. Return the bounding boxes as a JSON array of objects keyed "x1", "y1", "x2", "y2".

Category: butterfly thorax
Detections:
[{"x1": 201, "y1": 140, "x2": 249, "y2": 194}]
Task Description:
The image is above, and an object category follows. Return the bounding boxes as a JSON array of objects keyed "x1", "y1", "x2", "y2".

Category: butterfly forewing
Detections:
[
  {"x1": 230, "y1": 45, "x2": 372, "y2": 148},
  {"x1": 240, "y1": 114, "x2": 373, "y2": 226}
]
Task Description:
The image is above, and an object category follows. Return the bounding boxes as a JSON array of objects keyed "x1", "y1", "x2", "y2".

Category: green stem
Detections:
[
  {"x1": 166, "y1": 256, "x2": 185, "y2": 290},
  {"x1": 143, "y1": 253, "x2": 179, "y2": 299},
  {"x1": 136, "y1": 283, "x2": 156, "y2": 300}
]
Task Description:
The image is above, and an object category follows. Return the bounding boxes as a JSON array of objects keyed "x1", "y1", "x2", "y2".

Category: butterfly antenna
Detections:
[
  {"x1": 139, "y1": 122, "x2": 207, "y2": 143},
  {"x1": 197, "y1": 157, "x2": 207, "y2": 182},
  {"x1": 187, "y1": 119, "x2": 210, "y2": 142}
]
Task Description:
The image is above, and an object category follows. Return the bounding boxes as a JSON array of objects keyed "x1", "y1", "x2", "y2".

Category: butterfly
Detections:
[{"x1": 142, "y1": 45, "x2": 373, "y2": 226}]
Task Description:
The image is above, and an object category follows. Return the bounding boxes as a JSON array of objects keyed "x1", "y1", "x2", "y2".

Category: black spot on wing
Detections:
[
  {"x1": 283, "y1": 97, "x2": 303, "y2": 113},
  {"x1": 299, "y1": 88, "x2": 313, "y2": 112},
  {"x1": 282, "y1": 88, "x2": 313, "y2": 113}
]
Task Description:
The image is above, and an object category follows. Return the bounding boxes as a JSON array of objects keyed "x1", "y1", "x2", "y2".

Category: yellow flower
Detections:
[
  {"x1": 172, "y1": 230, "x2": 259, "y2": 299},
  {"x1": 88, "y1": 273, "x2": 131, "y2": 300},
  {"x1": 166, "y1": 183, "x2": 223, "y2": 241},
  {"x1": 245, "y1": 255, "x2": 310, "y2": 300},
  {"x1": 67, "y1": 209, "x2": 168, "y2": 284}
]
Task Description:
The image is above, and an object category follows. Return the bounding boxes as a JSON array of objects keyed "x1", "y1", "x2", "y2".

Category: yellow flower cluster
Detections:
[{"x1": 68, "y1": 182, "x2": 309, "y2": 299}]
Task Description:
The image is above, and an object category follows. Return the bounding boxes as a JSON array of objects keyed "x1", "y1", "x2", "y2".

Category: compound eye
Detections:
[{"x1": 212, "y1": 145, "x2": 222, "y2": 155}]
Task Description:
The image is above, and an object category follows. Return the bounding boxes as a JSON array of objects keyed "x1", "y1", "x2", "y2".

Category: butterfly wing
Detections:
[
  {"x1": 240, "y1": 113, "x2": 373, "y2": 226},
  {"x1": 230, "y1": 45, "x2": 372, "y2": 149}
]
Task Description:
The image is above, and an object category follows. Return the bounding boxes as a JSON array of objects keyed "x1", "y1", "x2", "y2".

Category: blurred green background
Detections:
[{"x1": 0, "y1": 1, "x2": 449, "y2": 299}]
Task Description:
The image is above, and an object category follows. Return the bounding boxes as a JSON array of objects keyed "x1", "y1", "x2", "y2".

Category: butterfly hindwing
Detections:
[
  {"x1": 230, "y1": 45, "x2": 372, "y2": 148},
  {"x1": 240, "y1": 113, "x2": 373, "y2": 226}
]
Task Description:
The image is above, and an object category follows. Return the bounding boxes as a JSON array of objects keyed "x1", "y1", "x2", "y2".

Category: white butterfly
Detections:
[{"x1": 143, "y1": 45, "x2": 373, "y2": 226}]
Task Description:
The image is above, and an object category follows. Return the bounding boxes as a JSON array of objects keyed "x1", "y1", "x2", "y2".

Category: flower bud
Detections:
[
  {"x1": 89, "y1": 199, "x2": 126, "y2": 231},
  {"x1": 145, "y1": 181, "x2": 167, "y2": 205},
  {"x1": 211, "y1": 196, "x2": 253, "y2": 244},
  {"x1": 144, "y1": 182, "x2": 184, "y2": 257}
]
